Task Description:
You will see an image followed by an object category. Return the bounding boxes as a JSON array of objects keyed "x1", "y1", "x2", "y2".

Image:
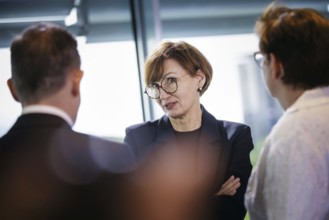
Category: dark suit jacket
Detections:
[
  {"x1": 124, "y1": 105, "x2": 254, "y2": 220},
  {"x1": 0, "y1": 113, "x2": 135, "y2": 220}
]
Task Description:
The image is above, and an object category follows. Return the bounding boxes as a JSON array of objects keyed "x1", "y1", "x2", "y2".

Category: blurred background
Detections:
[{"x1": 1, "y1": 0, "x2": 328, "y2": 165}]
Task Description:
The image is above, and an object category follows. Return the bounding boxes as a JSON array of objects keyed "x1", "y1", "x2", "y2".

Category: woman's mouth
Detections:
[{"x1": 164, "y1": 101, "x2": 177, "y2": 110}]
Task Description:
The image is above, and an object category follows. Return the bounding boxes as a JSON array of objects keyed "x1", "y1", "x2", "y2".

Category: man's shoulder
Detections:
[
  {"x1": 73, "y1": 129, "x2": 130, "y2": 147},
  {"x1": 78, "y1": 132, "x2": 135, "y2": 173},
  {"x1": 0, "y1": 122, "x2": 125, "y2": 152}
]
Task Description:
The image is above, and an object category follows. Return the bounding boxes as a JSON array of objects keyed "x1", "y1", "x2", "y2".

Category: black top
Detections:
[{"x1": 174, "y1": 126, "x2": 202, "y2": 148}]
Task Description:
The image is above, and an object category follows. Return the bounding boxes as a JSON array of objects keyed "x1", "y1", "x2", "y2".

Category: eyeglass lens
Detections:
[{"x1": 145, "y1": 78, "x2": 178, "y2": 99}]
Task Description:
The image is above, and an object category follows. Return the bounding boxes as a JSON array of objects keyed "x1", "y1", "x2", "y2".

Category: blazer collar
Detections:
[
  {"x1": 199, "y1": 105, "x2": 223, "y2": 144},
  {"x1": 156, "y1": 114, "x2": 176, "y2": 143},
  {"x1": 155, "y1": 105, "x2": 222, "y2": 145},
  {"x1": 12, "y1": 113, "x2": 71, "y2": 130}
]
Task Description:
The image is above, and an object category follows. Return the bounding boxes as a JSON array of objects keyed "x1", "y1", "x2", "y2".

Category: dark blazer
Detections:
[
  {"x1": 124, "y1": 105, "x2": 254, "y2": 220},
  {"x1": 0, "y1": 113, "x2": 134, "y2": 220}
]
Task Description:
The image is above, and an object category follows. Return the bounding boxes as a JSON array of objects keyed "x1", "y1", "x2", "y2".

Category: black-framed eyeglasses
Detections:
[
  {"x1": 144, "y1": 77, "x2": 179, "y2": 99},
  {"x1": 254, "y1": 51, "x2": 265, "y2": 68}
]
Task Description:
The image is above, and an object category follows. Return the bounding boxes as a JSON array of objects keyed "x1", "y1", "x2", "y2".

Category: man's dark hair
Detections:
[{"x1": 10, "y1": 22, "x2": 81, "y2": 102}]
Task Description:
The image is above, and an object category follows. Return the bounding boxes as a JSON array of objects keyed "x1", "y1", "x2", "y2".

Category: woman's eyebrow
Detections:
[{"x1": 162, "y1": 72, "x2": 176, "y2": 78}]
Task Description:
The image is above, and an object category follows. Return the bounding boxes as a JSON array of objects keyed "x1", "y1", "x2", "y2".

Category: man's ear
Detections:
[
  {"x1": 7, "y1": 78, "x2": 20, "y2": 102},
  {"x1": 269, "y1": 53, "x2": 284, "y2": 80},
  {"x1": 72, "y1": 70, "x2": 84, "y2": 97}
]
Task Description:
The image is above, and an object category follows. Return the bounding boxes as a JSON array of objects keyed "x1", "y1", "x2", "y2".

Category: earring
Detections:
[{"x1": 198, "y1": 87, "x2": 202, "y2": 92}]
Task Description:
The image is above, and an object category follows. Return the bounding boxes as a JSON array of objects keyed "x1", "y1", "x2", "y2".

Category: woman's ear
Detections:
[
  {"x1": 7, "y1": 78, "x2": 20, "y2": 102},
  {"x1": 195, "y1": 69, "x2": 206, "y2": 89}
]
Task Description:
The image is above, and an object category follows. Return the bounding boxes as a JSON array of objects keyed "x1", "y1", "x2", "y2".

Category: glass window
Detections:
[
  {"x1": 0, "y1": 0, "x2": 144, "y2": 141},
  {"x1": 0, "y1": 48, "x2": 21, "y2": 136},
  {"x1": 75, "y1": 40, "x2": 143, "y2": 140}
]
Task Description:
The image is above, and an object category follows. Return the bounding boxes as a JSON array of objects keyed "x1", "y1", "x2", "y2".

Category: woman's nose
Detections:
[{"x1": 159, "y1": 87, "x2": 170, "y2": 100}]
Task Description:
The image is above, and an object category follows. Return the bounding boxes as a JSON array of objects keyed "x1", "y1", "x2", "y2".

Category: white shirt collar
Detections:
[{"x1": 22, "y1": 105, "x2": 74, "y2": 127}]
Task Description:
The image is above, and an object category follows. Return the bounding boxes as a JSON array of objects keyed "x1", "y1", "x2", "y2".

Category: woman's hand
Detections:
[{"x1": 215, "y1": 175, "x2": 241, "y2": 196}]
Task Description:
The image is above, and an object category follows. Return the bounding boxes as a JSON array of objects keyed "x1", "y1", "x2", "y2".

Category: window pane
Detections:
[
  {"x1": 74, "y1": 41, "x2": 143, "y2": 140},
  {"x1": 0, "y1": 48, "x2": 21, "y2": 136}
]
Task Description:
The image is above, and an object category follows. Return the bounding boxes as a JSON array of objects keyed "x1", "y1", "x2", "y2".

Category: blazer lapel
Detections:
[
  {"x1": 197, "y1": 106, "x2": 231, "y2": 194},
  {"x1": 150, "y1": 115, "x2": 180, "y2": 163},
  {"x1": 154, "y1": 115, "x2": 177, "y2": 147}
]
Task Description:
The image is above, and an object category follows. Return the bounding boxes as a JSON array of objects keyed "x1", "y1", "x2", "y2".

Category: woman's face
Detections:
[{"x1": 154, "y1": 58, "x2": 205, "y2": 119}]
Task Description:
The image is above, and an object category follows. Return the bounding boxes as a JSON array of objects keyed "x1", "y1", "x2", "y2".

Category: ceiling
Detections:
[{"x1": 0, "y1": 0, "x2": 328, "y2": 48}]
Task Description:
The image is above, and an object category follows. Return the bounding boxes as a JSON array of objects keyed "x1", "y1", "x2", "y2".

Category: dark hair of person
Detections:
[
  {"x1": 144, "y1": 41, "x2": 213, "y2": 95},
  {"x1": 10, "y1": 22, "x2": 81, "y2": 102},
  {"x1": 255, "y1": 2, "x2": 329, "y2": 89}
]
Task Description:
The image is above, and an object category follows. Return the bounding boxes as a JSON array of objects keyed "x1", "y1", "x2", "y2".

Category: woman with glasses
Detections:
[{"x1": 122, "y1": 41, "x2": 254, "y2": 220}]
